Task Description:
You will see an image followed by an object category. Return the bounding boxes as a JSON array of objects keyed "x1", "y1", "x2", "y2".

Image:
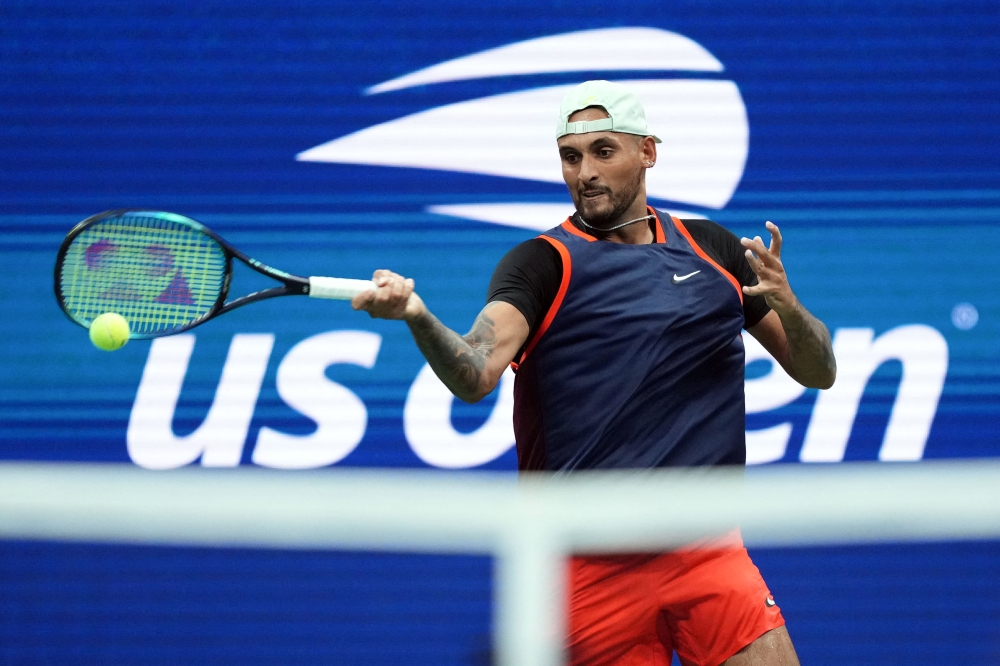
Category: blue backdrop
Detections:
[{"x1": 2, "y1": 0, "x2": 999, "y2": 663}]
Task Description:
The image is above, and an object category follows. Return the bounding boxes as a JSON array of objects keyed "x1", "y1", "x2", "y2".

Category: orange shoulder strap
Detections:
[{"x1": 512, "y1": 234, "x2": 572, "y2": 369}]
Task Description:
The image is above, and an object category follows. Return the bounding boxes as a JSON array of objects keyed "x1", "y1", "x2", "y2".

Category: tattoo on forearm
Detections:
[
  {"x1": 407, "y1": 309, "x2": 498, "y2": 401},
  {"x1": 782, "y1": 305, "x2": 837, "y2": 387}
]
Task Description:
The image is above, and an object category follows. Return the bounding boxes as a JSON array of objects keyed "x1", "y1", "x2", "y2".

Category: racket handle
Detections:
[{"x1": 308, "y1": 277, "x2": 377, "y2": 300}]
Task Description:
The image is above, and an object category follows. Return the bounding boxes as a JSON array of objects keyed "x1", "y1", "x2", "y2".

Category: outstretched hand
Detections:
[
  {"x1": 741, "y1": 221, "x2": 799, "y2": 316},
  {"x1": 351, "y1": 269, "x2": 426, "y2": 321}
]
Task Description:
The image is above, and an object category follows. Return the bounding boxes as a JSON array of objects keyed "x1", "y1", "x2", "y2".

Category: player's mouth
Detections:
[{"x1": 581, "y1": 189, "x2": 609, "y2": 200}]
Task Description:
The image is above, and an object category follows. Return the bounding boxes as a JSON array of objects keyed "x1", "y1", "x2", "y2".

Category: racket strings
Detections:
[{"x1": 59, "y1": 214, "x2": 227, "y2": 335}]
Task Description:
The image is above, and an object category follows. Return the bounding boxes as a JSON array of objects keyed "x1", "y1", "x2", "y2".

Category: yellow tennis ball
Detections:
[{"x1": 89, "y1": 312, "x2": 131, "y2": 351}]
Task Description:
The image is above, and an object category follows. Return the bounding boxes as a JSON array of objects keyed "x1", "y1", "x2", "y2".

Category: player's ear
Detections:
[{"x1": 639, "y1": 136, "x2": 657, "y2": 169}]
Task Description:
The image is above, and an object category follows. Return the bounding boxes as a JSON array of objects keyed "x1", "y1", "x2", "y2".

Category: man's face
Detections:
[{"x1": 557, "y1": 107, "x2": 654, "y2": 226}]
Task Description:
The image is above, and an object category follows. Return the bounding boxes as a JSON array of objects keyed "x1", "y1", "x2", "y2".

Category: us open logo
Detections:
[{"x1": 296, "y1": 27, "x2": 750, "y2": 229}]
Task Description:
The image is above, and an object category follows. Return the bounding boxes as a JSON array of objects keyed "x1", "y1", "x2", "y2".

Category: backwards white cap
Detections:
[{"x1": 556, "y1": 80, "x2": 662, "y2": 143}]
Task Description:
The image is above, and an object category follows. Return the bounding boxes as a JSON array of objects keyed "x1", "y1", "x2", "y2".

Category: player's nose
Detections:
[{"x1": 577, "y1": 154, "x2": 600, "y2": 183}]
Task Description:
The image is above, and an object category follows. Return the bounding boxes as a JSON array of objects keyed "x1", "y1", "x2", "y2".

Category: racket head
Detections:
[{"x1": 54, "y1": 210, "x2": 232, "y2": 339}]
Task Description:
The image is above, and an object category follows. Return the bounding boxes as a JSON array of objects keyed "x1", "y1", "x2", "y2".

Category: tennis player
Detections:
[{"x1": 353, "y1": 80, "x2": 836, "y2": 666}]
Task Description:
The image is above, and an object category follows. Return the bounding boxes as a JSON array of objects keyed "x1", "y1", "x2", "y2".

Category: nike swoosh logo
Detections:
[
  {"x1": 671, "y1": 270, "x2": 701, "y2": 284},
  {"x1": 765, "y1": 596, "x2": 776, "y2": 607}
]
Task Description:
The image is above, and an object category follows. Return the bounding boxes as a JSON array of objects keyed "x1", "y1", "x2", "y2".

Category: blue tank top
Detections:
[{"x1": 512, "y1": 208, "x2": 747, "y2": 471}]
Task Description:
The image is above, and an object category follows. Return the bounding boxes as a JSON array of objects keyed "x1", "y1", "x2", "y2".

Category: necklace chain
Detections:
[{"x1": 576, "y1": 212, "x2": 655, "y2": 233}]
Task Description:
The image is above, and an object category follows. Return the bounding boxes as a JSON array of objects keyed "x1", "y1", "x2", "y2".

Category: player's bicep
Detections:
[{"x1": 466, "y1": 301, "x2": 530, "y2": 391}]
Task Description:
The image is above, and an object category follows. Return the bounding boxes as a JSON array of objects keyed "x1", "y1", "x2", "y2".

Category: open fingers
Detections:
[
  {"x1": 765, "y1": 221, "x2": 783, "y2": 259},
  {"x1": 744, "y1": 247, "x2": 765, "y2": 276},
  {"x1": 740, "y1": 236, "x2": 769, "y2": 266},
  {"x1": 741, "y1": 232, "x2": 781, "y2": 270},
  {"x1": 740, "y1": 235, "x2": 766, "y2": 255}
]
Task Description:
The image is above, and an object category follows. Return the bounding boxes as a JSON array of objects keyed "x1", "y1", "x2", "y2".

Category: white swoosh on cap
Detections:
[{"x1": 366, "y1": 27, "x2": 724, "y2": 94}]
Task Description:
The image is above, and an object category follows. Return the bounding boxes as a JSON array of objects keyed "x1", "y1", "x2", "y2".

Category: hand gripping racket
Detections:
[{"x1": 54, "y1": 209, "x2": 376, "y2": 338}]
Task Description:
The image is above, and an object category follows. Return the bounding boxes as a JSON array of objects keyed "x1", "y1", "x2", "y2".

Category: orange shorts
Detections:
[{"x1": 567, "y1": 533, "x2": 784, "y2": 666}]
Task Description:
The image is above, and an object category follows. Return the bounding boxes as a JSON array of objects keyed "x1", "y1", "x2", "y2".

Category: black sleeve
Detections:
[
  {"x1": 486, "y1": 238, "x2": 562, "y2": 350},
  {"x1": 682, "y1": 219, "x2": 772, "y2": 329}
]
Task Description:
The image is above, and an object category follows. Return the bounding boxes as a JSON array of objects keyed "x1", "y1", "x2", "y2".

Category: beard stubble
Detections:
[{"x1": 574, "y1": 162, "x2": 645, "y2": 229}]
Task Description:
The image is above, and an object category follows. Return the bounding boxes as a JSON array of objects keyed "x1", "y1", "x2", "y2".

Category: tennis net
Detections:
[{"x1": 1, "y1": 460, "x2": 999, "y2": 665}]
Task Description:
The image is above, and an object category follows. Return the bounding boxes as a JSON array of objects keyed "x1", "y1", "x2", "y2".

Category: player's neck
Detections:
[{"x1": 600, "y1": 197, "x2": 653, "y2": 245}]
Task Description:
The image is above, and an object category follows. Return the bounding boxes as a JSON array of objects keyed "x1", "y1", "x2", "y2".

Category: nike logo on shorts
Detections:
[{"x1": 671, "y1": 270, "x2": 701, "y2": 284}]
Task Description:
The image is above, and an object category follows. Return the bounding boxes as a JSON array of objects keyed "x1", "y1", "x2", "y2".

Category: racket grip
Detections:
[{"x1": 308, "y1": 277, "x2": 378, "y2": 300}]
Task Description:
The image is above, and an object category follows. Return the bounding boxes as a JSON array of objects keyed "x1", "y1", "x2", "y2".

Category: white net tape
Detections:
[{"x1": 2, "y1": 460, "x2": 999, "y2": 665}]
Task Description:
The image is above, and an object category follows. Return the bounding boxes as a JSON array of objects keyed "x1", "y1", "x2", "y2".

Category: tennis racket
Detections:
[{"x1": 54, "y1": 209, "x2": 376, "y2": 339}]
